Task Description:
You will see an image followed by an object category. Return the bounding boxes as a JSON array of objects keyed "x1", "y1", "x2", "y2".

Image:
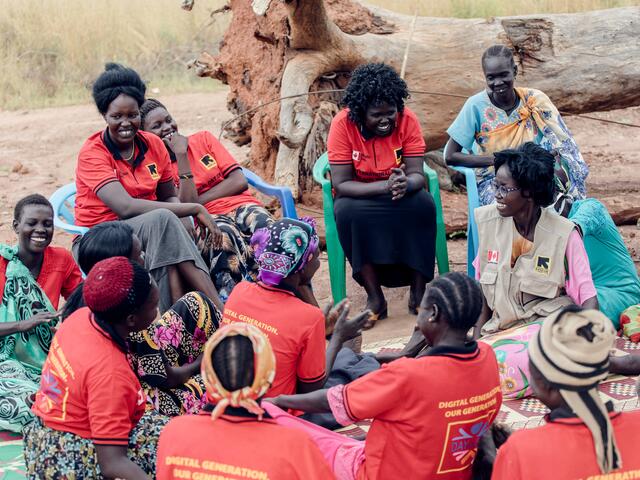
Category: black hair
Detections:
[
  {"x1": 212, "y1": 335, "x2": 255, "y2": 391},
  {"x1": 422, "y1": 272, "x2": 483, "y2": 331},
  {"x1": 92, "y1": 63, "x2": 146, "y2": 115},
  {"x1": 13, "y1": 194, "x2": 53, "y2": 222},
  {"x1": 481, "y1": 44, "x2": 516, "y2": 70},
  {"x1": 342, "y1": 63, "x2": 409, "y2": 126},
  {"x1": 139, "y1": 98, "x2": 168, "y2": 129},
  {"x1": 494, "y1": 142, "x2": 556, "y2": 207},
  {"x1": 61, "y1": 221, "x2": 135, "y2": 321}
]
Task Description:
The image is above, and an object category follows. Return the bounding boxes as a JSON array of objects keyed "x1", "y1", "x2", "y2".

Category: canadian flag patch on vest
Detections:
[{"x1": 487, "y1": 250, "x2": 499, "y2": 264}]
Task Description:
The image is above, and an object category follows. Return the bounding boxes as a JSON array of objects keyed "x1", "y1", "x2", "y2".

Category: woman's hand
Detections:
[
  {"x1": 18, "y1": 312, "x2": 58, "y2": 333},
  {"x1": 322, "y1": 299, "x2": 348, "y2": 336},
  {"x1": 194, "y1": 206, "x2": 223, "y2": 250},
  {"x1": 163, "y1": 132, "x2": 189, "y2": 156},
  {"x1": 332, "y1": 302, "x2": 371, "y2": 342},
  {"x1": 388, "y1": 167, "x2": 408, "y2": 200}
]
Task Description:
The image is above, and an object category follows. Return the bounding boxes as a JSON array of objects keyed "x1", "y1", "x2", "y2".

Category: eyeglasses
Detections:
[{"x1": 492, "y1": 181, "x2": 520, "y2": 197}]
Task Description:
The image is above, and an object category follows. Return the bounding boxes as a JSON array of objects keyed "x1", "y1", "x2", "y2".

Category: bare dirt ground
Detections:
[{"x1": 1, "y1": 89, "x2": 638, "y2": 343}]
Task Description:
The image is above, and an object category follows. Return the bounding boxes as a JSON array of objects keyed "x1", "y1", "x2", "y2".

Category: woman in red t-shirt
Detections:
[
  {"x1": 328, "y1": 63, "x2": 436, "y2": 328},
  {"x1": 62, "y1": 221, "x2": 221, "y2": 417},
  {"x1": 75, "y1": 64, "x2": 224, "y2": 312},
  {"x1": 24, "y1": 257, "x2": 168, "y2": 479},
  {"x1": 156, "y1": 322, "x2": 335, "y2": 480},
  {"x1": 140, "y1": 98, "x2": 274, "y2": 302},
  {"x1": 264, "y1": 272, "x2": 502, "y2": 480},
  {"x1": 0, "y1": 194, "x2": 82, "y2": 433}
]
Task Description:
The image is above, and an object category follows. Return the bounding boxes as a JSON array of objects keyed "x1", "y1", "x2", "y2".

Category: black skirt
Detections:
[{"x1": 334, "y1": 189, "x2": 436, "y2": 287}]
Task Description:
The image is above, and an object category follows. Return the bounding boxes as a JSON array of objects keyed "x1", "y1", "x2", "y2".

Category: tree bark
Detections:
[{"x1": 190, "y1": 1, "x2": 640, "y2": 196}]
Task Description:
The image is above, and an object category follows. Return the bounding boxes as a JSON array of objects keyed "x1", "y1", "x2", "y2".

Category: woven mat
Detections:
[{"x1": 336, "y1": 335, "x2": 640, "y2": 439}]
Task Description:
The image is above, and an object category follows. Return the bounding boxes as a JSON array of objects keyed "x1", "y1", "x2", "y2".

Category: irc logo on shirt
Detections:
[
  {"x1": 200, "y1": 154, "x2": 218, "y2": 170},
  {"x1": 438, "y1": 413, "x2": 493, "y2": 474},
  {"x1": 394, "y1": 147, "x2": 403, "y2": 165},
  {"x1": 146, "y1": 163, "x2": 160, "y2": 180},
  {"x1": 534, "y1": 255, "x2": 551, "y2": 275},
  {"x1": 352, "y1": 150, "x2": 361, "y2": 162},
  {"x1": 487, "y1": 250, "x2": 499, "y2": 264}
]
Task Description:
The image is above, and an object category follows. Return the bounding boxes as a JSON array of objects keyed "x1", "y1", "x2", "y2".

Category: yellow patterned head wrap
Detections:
[{"x1": 201, "y1": 323, "x2": 276, "y2": 421}]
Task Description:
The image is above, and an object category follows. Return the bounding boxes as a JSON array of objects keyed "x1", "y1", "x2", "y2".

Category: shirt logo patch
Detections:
[
  {"x1": 394, "y1": 147, "x2": 403, "y2": 165},
  {"x1": 200, "y1": 154, "x2": 217, "y2": 170},
  {"x1": 534, "y1": 256, "x2": 551, "y2": 275},
  {"x1": 352, "y1": 150, "x2": 361, "y2": 162},
  {"x1": 146, "y1": 163, "x2": 160, "y2": 180},
  {"x1": 438, "y1": 413, "x2": 494, "y2": 474},
  {"x1": 487, "y1": 250, "x2": 499, "y2": 264}
]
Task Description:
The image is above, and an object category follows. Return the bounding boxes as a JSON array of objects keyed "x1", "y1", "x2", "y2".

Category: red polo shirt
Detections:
[
  {"x1": 0, "y1": 246, "x2": 82, "y2": 310},
  {"x1": 170, "y1": 131, "x2": 261, "y2": 215},
  {"x1": 492, "y1": 410, "x2": 640, "y2": 479},
  {"x1": 342, "y1": 342, "x2": 501, "y2": 480},
  {"x1": 222, "y1": 281, "x2": 326, "y2": 397},
  {"x1": 156, "y1": 411, "x2": 335, "y2": 480},
  {"x1": 327, "y1": 107, "x2": 426, "y2": 182},
  {"x1": 75, "y1": 129, "x2": 174, "y2": 227},
  {"x1": 32, "y1": 307, "x2": 145, "y2": 445}
]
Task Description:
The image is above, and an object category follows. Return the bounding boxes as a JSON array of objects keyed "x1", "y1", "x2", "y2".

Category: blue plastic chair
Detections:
[
  {"x1": 49, "y1": 168, "x2": 297, "y2": 235},
  {"x1": 450, "y1": 166, "x2": 480, "y2": 278}
]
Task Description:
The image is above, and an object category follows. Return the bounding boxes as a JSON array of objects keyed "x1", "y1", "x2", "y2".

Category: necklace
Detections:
[{"x1": 123, "y1": 143, "x2": 135, "y2": 162}]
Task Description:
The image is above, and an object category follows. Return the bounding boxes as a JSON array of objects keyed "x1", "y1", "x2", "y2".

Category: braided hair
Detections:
[
  {"x1": 422, "y1": 272, "x2": 484, "y2": 331},
  {"x1": 212, "y1": 335, "x2": 255, "y2": 391},
  {"x1": 92, "y1": 63, "x2": 146, "y2": 115},
  {"x1": 342, "y1": 63, "x2": 409, "y2": 127},
  {"x1": 481, "y1": 45, "x2": 516, "y2": 71},
  {"x1": 139, "y1": 98, "x2": 167, "y2": 129},
  {"x1": 494, "y1": 142, "x2": 556, "y2": 207}
]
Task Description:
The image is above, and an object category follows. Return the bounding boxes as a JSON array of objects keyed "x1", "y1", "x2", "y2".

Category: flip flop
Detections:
[{"x1": 362, "y1": 303, "x2": 388, "y2": 330}]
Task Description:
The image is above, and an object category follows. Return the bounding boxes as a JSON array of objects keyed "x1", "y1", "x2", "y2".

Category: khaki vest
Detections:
[{"x1": 475, "y1": 205, "x2": 575, "y2": 333}]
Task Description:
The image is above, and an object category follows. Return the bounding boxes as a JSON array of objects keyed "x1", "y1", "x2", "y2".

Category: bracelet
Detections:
[{"x1": 178, "y1": 172, "x2": 194, "y2": 180}]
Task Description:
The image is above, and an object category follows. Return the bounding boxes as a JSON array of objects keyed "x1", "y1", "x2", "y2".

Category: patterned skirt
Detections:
[
  {"x1": 23, "y1": 411, "x2": 168, "y2": 479},
  {"x1": 0, "y1": 359, "x2": 40, "y2": 432},
  {"x1": 128, "y1": 291, "x2": 221, "y2": 416},
  {"x1": 208, "y1": 204, "x2": 273, "y2": 302}
]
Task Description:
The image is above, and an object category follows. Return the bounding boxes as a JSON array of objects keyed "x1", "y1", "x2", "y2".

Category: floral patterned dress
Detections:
[{"x1": 128, "y1": 291, "x2": 221, "y2": 416}]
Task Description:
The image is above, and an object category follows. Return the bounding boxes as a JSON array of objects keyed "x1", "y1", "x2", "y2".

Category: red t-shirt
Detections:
[
  {"x1": 341, "y1": 342, "x2": 501, "y2": 480},
  {"x1": 156, "y1": 411, "x2": 335, "y2": 480},
  {"x1": 327, "y1": 107, "x2": 426, "y2": 183},
  {"x1": 75, "y1": 130, "x2": 174, "y2": 227},
  {"x1": 32, "y1": 307, "x2": 145, "y2": 445},
  {"x1": 170, "y1": 131, "x2": 261, "y2": 215},
  {"x1": 222, "y1": 282, "x2": 326, "y2": 397},
  {"x1": 492, "y1": 410, "x2": 640, "y2": 479},
  {"x1": 0, "y1": 246, "x2": 82, "y2": 310}
]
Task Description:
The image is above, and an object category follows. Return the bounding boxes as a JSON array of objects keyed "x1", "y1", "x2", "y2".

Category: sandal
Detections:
[{"x1": 362, "y1": 303, "x2": 388, "y2": 330}]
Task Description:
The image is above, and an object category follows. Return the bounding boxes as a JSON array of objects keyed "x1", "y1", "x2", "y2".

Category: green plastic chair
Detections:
[{"x1": 312, "y1": 152, "x2": 449, "y2": 303}]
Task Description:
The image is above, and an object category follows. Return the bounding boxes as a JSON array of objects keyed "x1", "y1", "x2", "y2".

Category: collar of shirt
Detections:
[
  {"x1": 547, "y1": 401, "x2": 616, "y2": 424},
  {"x1": 199, "y1": 404, "x2": 274, "y2": 420},
  {"x1": 102, "y1": 128, "x2": 149, "y2": 168},
  {"x1": 424, "y1": 341, "x2": 479, "y2": 359}
]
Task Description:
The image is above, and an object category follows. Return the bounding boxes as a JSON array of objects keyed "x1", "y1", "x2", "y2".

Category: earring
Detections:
[{"x1": 427, "y1": 316, "x2": 435, "y2": 323}]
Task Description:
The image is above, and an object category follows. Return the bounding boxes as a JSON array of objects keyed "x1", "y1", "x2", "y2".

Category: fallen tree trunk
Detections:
[{"x1": 190, "y1": 1, "x2": 640, "y2": 196}]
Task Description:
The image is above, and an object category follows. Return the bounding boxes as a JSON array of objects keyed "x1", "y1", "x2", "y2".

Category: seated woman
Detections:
[
  {"x1": 554, "y1": 186, "x2": 640, "y2": 328},
  {"x1": 156, "y1": 323, "x2": 335, "y2": 479},
  {"x1": 445, "y1": 44, "x2": 589, "y2": 205},
  {"x1": 0, "y1": 194, "x2": 82, "y2": 432},
  {"x1": 474, "y1": 142, "x2": 598, "y2": 336},
  {"x1": 492, "y1": 307, "x2": 640, "y2": 479},
  {"x1": 75, "y1": 63, "x2": 223, "y2": 312},
  {"x1": 24, "y1": 257, "x2": 168, "y2": 479},
  {"x1": 222, "y1": 218, "x2": 367, "y2": 398},
  {"x1": 62, "y1": 221, "x2": 221, "y2": 416},
  {"x1": 328, "y1": 63, "x2": 436, "y2": 326},
  {"x1": 263, "y1": 272, "x2": 502, "y2": 480},
  {"x1": 140, "y1": 98, "x2": 274, "y2": 302}
]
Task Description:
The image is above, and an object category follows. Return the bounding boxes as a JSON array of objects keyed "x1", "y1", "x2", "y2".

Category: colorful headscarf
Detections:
[
  {"x1": 201, "y1": 323, "x2": 276, "y2": 421},
  {"x1": 250, "y1": 217, "x2": 319, "y2": 286},
  {"x1": 528, "y1": 308, "x2": 620, "y2": 473}
]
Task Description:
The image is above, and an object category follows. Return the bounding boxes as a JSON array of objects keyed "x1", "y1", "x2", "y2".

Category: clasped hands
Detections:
[{"x1": 387, "y1": 165, "x2": 408, "y2": 200}]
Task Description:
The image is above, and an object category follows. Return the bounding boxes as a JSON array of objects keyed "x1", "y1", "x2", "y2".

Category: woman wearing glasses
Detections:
[{"x1": 473, "y1": 142, "x2": 598, "y2": 337}]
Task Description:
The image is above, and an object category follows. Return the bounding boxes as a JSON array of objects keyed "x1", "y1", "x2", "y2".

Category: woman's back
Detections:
[
  {"x1": 156, "y1": 411, "x2": 334, "y2": 479},
  {"x1": 347, "y1": 342, "x2": 501, "y2": 480}
]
